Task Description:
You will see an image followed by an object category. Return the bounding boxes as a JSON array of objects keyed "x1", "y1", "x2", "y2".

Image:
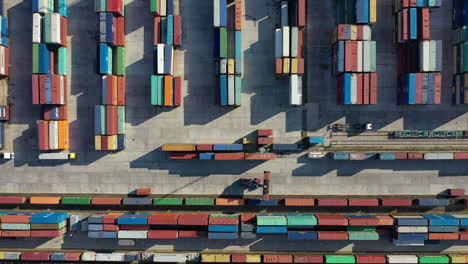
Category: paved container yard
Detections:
[{"x1": 0, "y1": 0, "x2": 467, "y2": 196}]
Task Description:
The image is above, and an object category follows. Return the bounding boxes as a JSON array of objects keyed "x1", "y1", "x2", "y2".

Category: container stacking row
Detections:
[
  {"x1": 95, "y1": 0, "x2": 126, "y2": 151},
  {"x1": 32, "y1": 0, "x2": 69, "y2": 151},
  {"x1": 0, "y1": 0, "x2": 8, "y2": 150},
  {"x1": 452, "y1": 0, "x2": 468, "y2": 104},
  {"x1": 151, "y1": 0, "x2": 183, "y2": 107}
]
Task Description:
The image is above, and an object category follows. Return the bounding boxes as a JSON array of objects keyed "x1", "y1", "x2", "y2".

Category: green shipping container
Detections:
[
  {"x1": 153, "y1": 197, "x2": 183, "y2": 205},
  {"x1": 235, "y1": 76, "x2": 242, "y2": 106},
  {"x1": 99, "y1": 105, "x2": 106, "y2": 135},
  {"x1": 1, "y1": 223, "x2": 30, "y2": 230},
  {"x1": 151, "y1": 0, "x2": 159, "y2": 14},
  {"x1": 347, "y1": 231, "x2": 379, "y2": 240},
  {"x1": 429, "y1": 41, "x2": 436, "y2": 72},
  {"x1": 185, "y1": 198, "x2": 215, "y2": 206},
  {"x1": 325, "y1": 255, "x2": 356, "y2": 264},
  {"x1": 48, "y1": 0, "x2": 54, "y2": 13},
  {"x1": 61, "y1": 197, "x2": 91, "y2": 205},
  {"x1": 58, "y1": 47, "x2": 67, "y2": 75},
  {"x1": 286, "y1": 215, "x2": 317, "y2": 226},
  {"x1": 151, "y1": 75, "x2": 163, "y2": 105},
  {"x1": 44, "y1": 14, "x2": 51, "y2": 43},
  {"x1": 257, "y1": 216, "x2": 287, "y2": 226},
  {"x1": 291, "y1": 27, "x2": 298, "y2": 57},
  {"x1": 97, "y1": 0, "x2": 106, "y2": 12},
  {"x1": 32, "y1": 44, "x2": 39, "y2": 73},
  {"x1": 347, "y1": 226, "x2": 376, "y2": 232},
  {"x1": 161, "y1": 17, "x2": 167, "y2": 43},
  {"x1": 220, "y1": 27, "x2": 227, "y2": 58},
  {"x1": 369, "y1": 41, "x2": 376, "y2": 72},
  {"x1": 115, "y1": 47, "x2": 125, "y2": 76},
  {"x1": 117, "y1": 106, "x2": 125, "y2": 134},
  {"x1": 418, "y1": 256, "x2": 449, "y2": 264}
]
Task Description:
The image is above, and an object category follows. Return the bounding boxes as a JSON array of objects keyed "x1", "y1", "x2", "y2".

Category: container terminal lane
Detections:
[{"x1": 1, "y1": 0, "x2": 468, "y2": 262}]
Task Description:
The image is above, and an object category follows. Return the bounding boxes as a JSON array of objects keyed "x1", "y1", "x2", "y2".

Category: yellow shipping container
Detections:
[
  {"x1": 246, "y1": 255, "x2": 262, "y2": 263},
  {"x1": 0, "y1": 252, "x2": 5, "y2": 260},
  {"x1": 449, "y1": 255, "x2": 466, "y2": 264},
  {"x1": 228, "y1": 59, "x2": 235, "y2": 74},
  {"x1": 95, "y1": 135, "x2": 102, "y2": 151},
  {"x1": 350, "y1": 25, "x2": 357, "y2": 40},
  {"x1": 243, "y1": 137, "x2": 256, "y2": 144},
  {"x1": 162, "y1": 144, "x2": 196, "y2": 152},
  {"x1": 201, "y1": 254, "x2": 217, "y2": 263},
  {"x1": 108, "y1": 135, "x2": 117, "y2": 150},
  {"x1": 283, "y1": 58, "x2": 290, "y2": 74},
  {"x1": 215, "y1": 254, "x2": 231, "y2": 263},
  {"x1": 291, "y1": 58, "x2": 298, "y2": 74},
  {"x1": 370, "y1": 0, "x2": 377, "y2": 24}
]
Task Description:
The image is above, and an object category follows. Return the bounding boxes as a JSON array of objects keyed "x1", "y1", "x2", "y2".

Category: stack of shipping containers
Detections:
[
  {"x1": 208, "y1": 214, "x2": 239, "y2": 239},
  {"x1": 394, "y1": 1, "x2": 442, "y2": 104},
  {"x1": 0, "y1": 212, "x2": 69, "y2": 238},
  {"x1": 334, "y1": 0, "x2": 377, "y2": 105},
  {"x1": 32, "y1": 0, "x2": 69, "y2": 151},
  {"x1": 150, "y1": 0, "x2": 183, "y2": 107},
  {"x1": 0, "y1": 0, "x2": 8, "y2": 150},
  {"x1": 275, "y1": 0, "x2": 306, "y2": 105},
  {"x1": 214, "y1": 0, "x2": 242, "y2": 106},
  {"x1": 452, "y1": 1, "x2": 468, "y2": 104},
  {"x1": 95, "y1": 0, "x2": 126, "y2": 151}
]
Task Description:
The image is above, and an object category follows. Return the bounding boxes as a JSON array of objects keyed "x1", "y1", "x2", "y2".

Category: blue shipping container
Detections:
[
  {"x1": 164, "y1": 45, "x2": 173, "y2": 75},
  {"x1": 334, "y1": 152, "x2": 349, "y2": 160},
  {"x1": 39, "y1": 44, "x2": 50, "y2": 74},
  {"x1": 199, "y1": 153, "x2": 215, "y2": 160},
  {"x1": 287, "y1": 231, "x2": 318, "y2": 240},
  {"x1": 428, "y1": 225, "x2": 459, "y2": 232},
  {"x1": 309, "y1": 137, "x2": 325, "y2": 144},
  {"x1": 335, "y1": 42, "x2": 344, "y2": 73},
  {"x1": 208, "y1": 225, "x2": 238, "y2": 232},
  {"x1": 166, "y1": 15, "x2": 174, "y2": 45},
  {"x1": 45, "y1": 75, "x2": 52, "y2": 104},
  {"x1": 356, "y1": 0, "x2": 369, "y2": 24},
  {"x1": 247, "y1": 199, "x2": 279, "y2": 206},
  {"x1": 257, "y1": 226, "x2": 287, "y2": 234},
  {"x1": 94, "y1": 105, "x2": 102, "y2": 135},
  {"x1": 417, "y1": 199, "x2": 450, "y2": 207},
  {"x1": 410, "y1": 8, "x2": 417, "y2": 40},
  {"x1": 220, "y1": 75, "x2": 227, "y2": 105},
  {"x1": 281, "y1": 1, "x2": 288, "y2": 27},
  {"x1": 30, "y1": 212, "x2": 69, "y2": 224},
  {"x1": 379, "y1": 153, "x2": 395, "y2": 160},
  {"x1": 397, "y1": 233, "x2": 428, "y2": 241},
  {"x1": 272, "y1": 144, "x2": 301, "y2": 151},
  {"x1": 106, "y1": 13, "x2": 114, "y2": 43},
  {"x1": 422, "y1": 214, "x2": 459, "y2": 226},
  {"x1": 51, "y1": 253, "x2": 65, "y2": 261},
  {"x1": 117, "y1": 135, "x2": 126, "y2": 150},
  {"x1": 167, "y1": 0, "x2": 174, "y2": 15},
  {"x1": 396, "y1": 218, "x2": 428, "y2": 226},
  {"x1": 99, "y1": 43, "x2": 111, "y2": 74},
  {"x1": 118, "y1": 216, "x2": 148, "y2": 225},
  {"x1": 220, "y1": 0, "x2": 227, "y2": 27},
  {"x1": 208, "y1": 232, "x2": 238, "y2": 239},
  {"x1": 88, "y1": 231, "x2": 117, "y2": 239},
  {"x1": 214, "y1": 28, "x2": 220, "y2": 58},
  {"x1": 344, "y1": 73, "x2": 352, "y2": 104},
  {"x1": 59, "y1": 0, "x2": 68, "y2": 17},
  {"x1": 213, "y1": 144, "x2": 243, "y2": 151}
]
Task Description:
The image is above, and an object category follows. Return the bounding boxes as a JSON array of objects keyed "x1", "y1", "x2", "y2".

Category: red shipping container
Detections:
[
  {"x1": 174, "y1": 76, "x2": 182, "y2": 106},
  {"x1": 348, "y1": 199, "x2": 379, "y2": 206},
  {"x1": 376, "y1": 215, "x2": 395, "y2": 225},
  {"x1": 50, "y1": 50, "x2": 54, "y2": 74},
  {"x1": 316, "y1": 214, "x2": 348, "y2": 226},
  {"x1": 63, "y1": 76, "x2": 68, "y2": 104},
  {"x1": 264, "y1": 255, "x2": 278, "y2": 263},
  {"x1": 101, "y1": 135, "x2": 109, "y2": 150},
  {"x1": 4, "y1": 105, "x2": 9, "y2": 121},
  {"x1": 169, "y1": 153, "x2": 198, "y2": 159},
  {"x1": 356, "y1": 73, "x2": 363, "y2": 104},
  {"x1": 415, "y1": 73, "x2": 422, "y2": 104},
  {"x1": 308, "y1": 255, "x2": 324, "y2": 263},
  {"x1": 429, "y1": 232, "x2": 459, "y2": 240},
  {"x1": 30, "y1": 229, "x2": 65, "y2": 237},
  {"x1": 434, "y1": 73, "x2": 441, "y2": 104},
  {"x1": 298, "y1": 58, "x2": 304, "y2": 74},
  {"x1": 64, "y1": 253, "x2": 82, "y2": 261},
  {"x1": 103, "y1": 215, "x2": 119, "y2": 224},
  {"x1": 209, "y1": 217, "x2": 239, "y2": 225},
  {"x1": 245, "y1": 153, "x2": 276, "y2": 160},
  {"x1": 449, "y1": 189, "x2": 465, "y2": 196},
  {"x1": 345, "y1": 41, "x2": 358, "y2": 72},
  {"x1": 178, "y1": 214, "x2": 209, "y2": 226},
  {"x1": 148, "y1": 230, "x2": 178, "y2": 239},
  {"x1": 148, "y1": 214, "x2": 179, "y2": 225},
  {"x1": 381, "y1": 199, "x2": 413, "y2": 206},
  {"x1": 408, "y1": 152, "x2": 424, "y2": 159},
  {"x1": 1, "y1": 215, "x2": 31, "y2": 223},
  {"x1": 357, "y1": 25, "x2": 363, "y2": 40},
  {"x1": 51, "y1": 74, "x2": 60, "y2": 104},
  {"x1": 136, "y1": 188, "x2": 152, "y2": 196},
  {"x1": 297, "y1": 30, "x2": 303, "y2": 58},
  {"x1": 117, "y1": 76, "x2": 126, "y2": 105},
  {"x1": 370, "y1": 73, "x2": 377, "y2": 104},
  {"x1": 363, "y1": 73, "x2": 370, "y2": 104},
  {"x1": 318, "y1": 231, "x2": 348, "y2": 240},
  {"x1": 178, "y1": 230, "x2": 207, "y2": 238},
  {"x1": 116, "y1": 17, "x2": 125, "y2": 46},
  {"x1": 336, "y1": 25, "x2": 346, "y2": 40},
  {"x1": 91, "y1": 197, "x2": 122, "y2": 205},
  {"x1": 275, "y1": 58, "x2": 282, "y2": 74},
  {"x1": 394, "y1": 152, "x2": 408, "y2": 159},
  {"x1": 154, "y1": 16, "x2": 160, "y2": 45},
  {"x1": 258, "y1": 129, "x2": 273, "y2": 136},
  {"x1": 241, "y1": 214, "x2": 256, "y2": 223},
  {"x1": 285, "y1": 198, "x2": 315, "y2": 206},
  {"x1": 277, "y1": 255, "x2": 293, "y2": 263},
  {"x1": 402, "y1": 9, "x2": 408, "y2": 41},
  {"x1": 317, "y1": 198, "x2": 347, "y2": 206},
  {"x1": 61, "y1": 16, "x2": 67, "y2": 46},
  {"x1": 420, "y1": 8, "x2": 430, "y2": 40},
  {"x1": 107, "y1": 0, "x2": 122, "y2": 15},
  {"x1": 235, "y1": 0, "x2": 242, "y2": 31},
  {"x1": 38, "y1": 120, "x2": 49, "y2": 150},
  {"x1": 107, "y1": 75, "x2": 117, "y2": 105},
  {"x1": 258, "y1": 137, "x2": 273, "y2": 145},
  {"x1": 120, "y1": 224, "x2": 150, "y2": 230},
  {"x1": 197, "y1": 144, "x2": 213, "y2": 151},
  {"x1": 297, "y1": 0, "x2": 306, "y2": 27},
  {"x1": 410, "y1": 0, "x2": 417, "y2": 7},
  {"x1": 1, "y1": 230, "x2": 30, "y2": 237},
  {"x1": 348, "y1": 218, "x2": 379, "y2": 226},
  {"x1": 294, "y1": 255, "x2": 310, "y2": 263},
  {"x1": 106, "y1": 105, "x2": 117, "y2": 135},
  {"x1": 459, "y1": 231, "x2": 468, "y2": 240},
  {"x1": 401, "y1": 0, "x2": 410, "y2": 8},
  {"x1": 214, "y1": 153, "x2": 244, "y2": 160},
  {"x1": 39, "y1": 75, "x2": 46, "y2": 104},
  {"x1": 356, "y1": 255, "x2": 386, "y2": 264},
  {"x1": 174, "y1": 15, "x2": 182, "y2": 46},
  {"x1": 455, "y1": 153, "x2": 468, "y2": 159},
  {"x1": 21, "y1": 252, "x2": 51, "y2": 261},
  {"x1": 32, "y1": 75, "x2": 40, "y2": 104},
  {"x1": 103, "y1": 224, "x2": 119, "y2": 231},
  {"x1": 232, "y1": 255, "x2": 247, "y2": 263}
]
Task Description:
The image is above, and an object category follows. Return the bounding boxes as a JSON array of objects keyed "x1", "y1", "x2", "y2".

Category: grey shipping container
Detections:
[
  {"x1": 122, "y1": 198, "x2": 152, "y2": 205},
  {"x1": 273, "y1": 144, "x2": 301, "y2": 151},
  {"x1": 240, "y1": 232, "x2": 257, "y2": 239},
  {"x1": 4, "y1": 252, "x2": 21, "y2": 260},
  {"x1": 417, "y1": 198, "x2": 449, "y2": 206},
  {"x1": 0, "y1": 122, "x2": 4, "y2": 149},
  {"x1": 241, "y1": 223, "x2": 255, "y2": 232},
  {"x1": 124, "y1": 253, "x2": 141, "y2": 262}
]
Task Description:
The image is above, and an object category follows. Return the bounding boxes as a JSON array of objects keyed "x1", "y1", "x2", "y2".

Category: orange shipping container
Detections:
[
  {"x1": 58, "y1": 120, "x2": 69, "y2": 149},
  {"x1": 235, "y1": 0, "x2": 242, "y2": 31},
  {"x1": 162, "y1": 144, "x2": 196, "y2": 151},
  {"x1": 375, "y1": 215, "x2": 394, "y2": 226},
  {"x1": 154, "y1": 16, "x2": 161, "y2": 45},
  {"x1": 215, "y1": 198, "x2": 245, "y2": 206},
  {"x1": 116, "y1": 17, "x2": 125, "y2": 46},
  {"x1": 245, "y1": 153, "x2": 276, "y2": 160},
  {"x1": 429, "y1": 232, "x2": 459, "y2": 240},
  {"x1": 30, "y1": 197, "x2": 61, "y2": 204},
  {"x1": 164, "y1": 75, "x2": 173, "y2": 106},
  {"x1": 284, "y1": 198, "x2": 315, "y2": 206},
  {"x1": 1, "y1": 215, "x2": 31, "y2": 223}
]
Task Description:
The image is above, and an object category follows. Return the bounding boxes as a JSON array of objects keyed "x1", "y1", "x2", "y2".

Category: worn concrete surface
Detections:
[{"x1": 0, "y1": 0, "x2": 466, "y2": 196}]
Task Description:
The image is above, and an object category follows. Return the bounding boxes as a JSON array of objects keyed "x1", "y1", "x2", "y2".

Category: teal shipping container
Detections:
[
  {"x1": 58, "y1": 47, "x2": 67, "y2": 75},
  {"x1": 151, "y1": 75, "x2": 164, "y2": 105}
]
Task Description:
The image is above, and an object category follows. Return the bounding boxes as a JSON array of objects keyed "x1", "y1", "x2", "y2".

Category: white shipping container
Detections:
[
  {"x1": 95, "y1": 253, "x2": 125, "y2": 262},
  {"x1": 351, "y1": 73, "x2": 357, "y2": 104},
  {"x1": 0, "y1": 46, "x2": 5, "y2": 76},
  {"x1": 291, "y1": 27, "x2": 298, "y2": 58},
  {"x1": 49, "y1": 121, "x2": 59, "y2": 150},
  {"x1": 154, "y1": 254, "x2": 187, "y2": 263},
  {"x1": 119, "y1": 239, "x2": 135, "y2": 246},
  {"x1": 289, "y1": 75, "x2": 302, "y2": 105},
  {"x1": 60, "y1": 76, "x2": 65, "y2": 104},
  {"x1": 51, "y1": 13, "x2": 61, "y2": 44},
  {"x1": 81, "y1": 252, "x2": 97, "y2": 261},
  {"x1": 387, "y1": 255, "x2": 418, "y2": 264},
  {"x1": 424, "y1": 153, "x2": 454, "y2": 160},
  {"x1": 38, "y1": 0, "x2": 49, "y2": 13},
  {"x1": 357, "y1": 41, "x2": 363, "y2": 72},
  {"x1": 397, "y1": 226, "x2": 428, "y2": 233},
  {"x1": 362, "y1": 41, "x2": 370, "y2": 72},
  {"x1": 160, "y1": 0, "x2": 167, "y2": 16},
  {"x1": 420, "y1": 41, "x2": 430, "y2": 72},
  {"x1": 157, "y1": 44, "x2": 165, "y2": 74},
  {"x1": 220, "y1": 59, "x2": 227, "y2": 74},
  {"x1": 363, "y1": 25, "x2": 371, "y2": 40},
  {"x1": 4, "y1": 252, "x2": 21, "y2": 260},
  {"x1": 213, "y1": 0, "x2": 220, "y2": 27},
  {"x1": 118, "y1": 230, "x2": 148, "y2": 239},
  {"x1": 275, "y1": 28, "x2": 282, "y2": 58},
  {"x1": 228, "y1": 75, "x2": 235, "y2": 105},
  {"x1": 99, "y1": 20, "x2": 107, "y2": 42},
  {"x1": 429, "y1": 40, "x2": 436, "y2": 72},
  {"x1": 282, "y1": 26, "x2": 290, "y2": 57},
  {"x1": 33, "y1": 13, "x2": 42, "y2": 43}
]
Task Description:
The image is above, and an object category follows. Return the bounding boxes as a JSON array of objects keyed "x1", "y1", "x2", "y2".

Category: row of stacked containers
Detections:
[
  {"x1": 150, "y1": 0, "x2": 183, "y2": 107},
  {"x1": 275, "y1": 0, "x2": 306, "y2": 105},
  {"x1": 84, "y1": 213, "x2": 468, "y2": 246},
  {"x1": 32, "y1": 0, "x2": 69, "y2": 151},
  {"x1": 334, "y1": 0, "x2": 377, "y2": 105},
  {"x1": 453, "y1": 0, "x2": 468, "y2": 103},
  {"x1": 214, "y1": 0, "x2": 243, "y2": 106},
  {"x1": 0, "y1": 212, "x2": 71, "y2": 238},
  {"x1": 0, "y1": 0, "x2": 8, "y2": 150},
  {"x1": 394, "y1": 1, "x2": 442, "y2": 104},
  {"x1": 95, "y1": 0, "x2": 126, "y2": 151}
]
